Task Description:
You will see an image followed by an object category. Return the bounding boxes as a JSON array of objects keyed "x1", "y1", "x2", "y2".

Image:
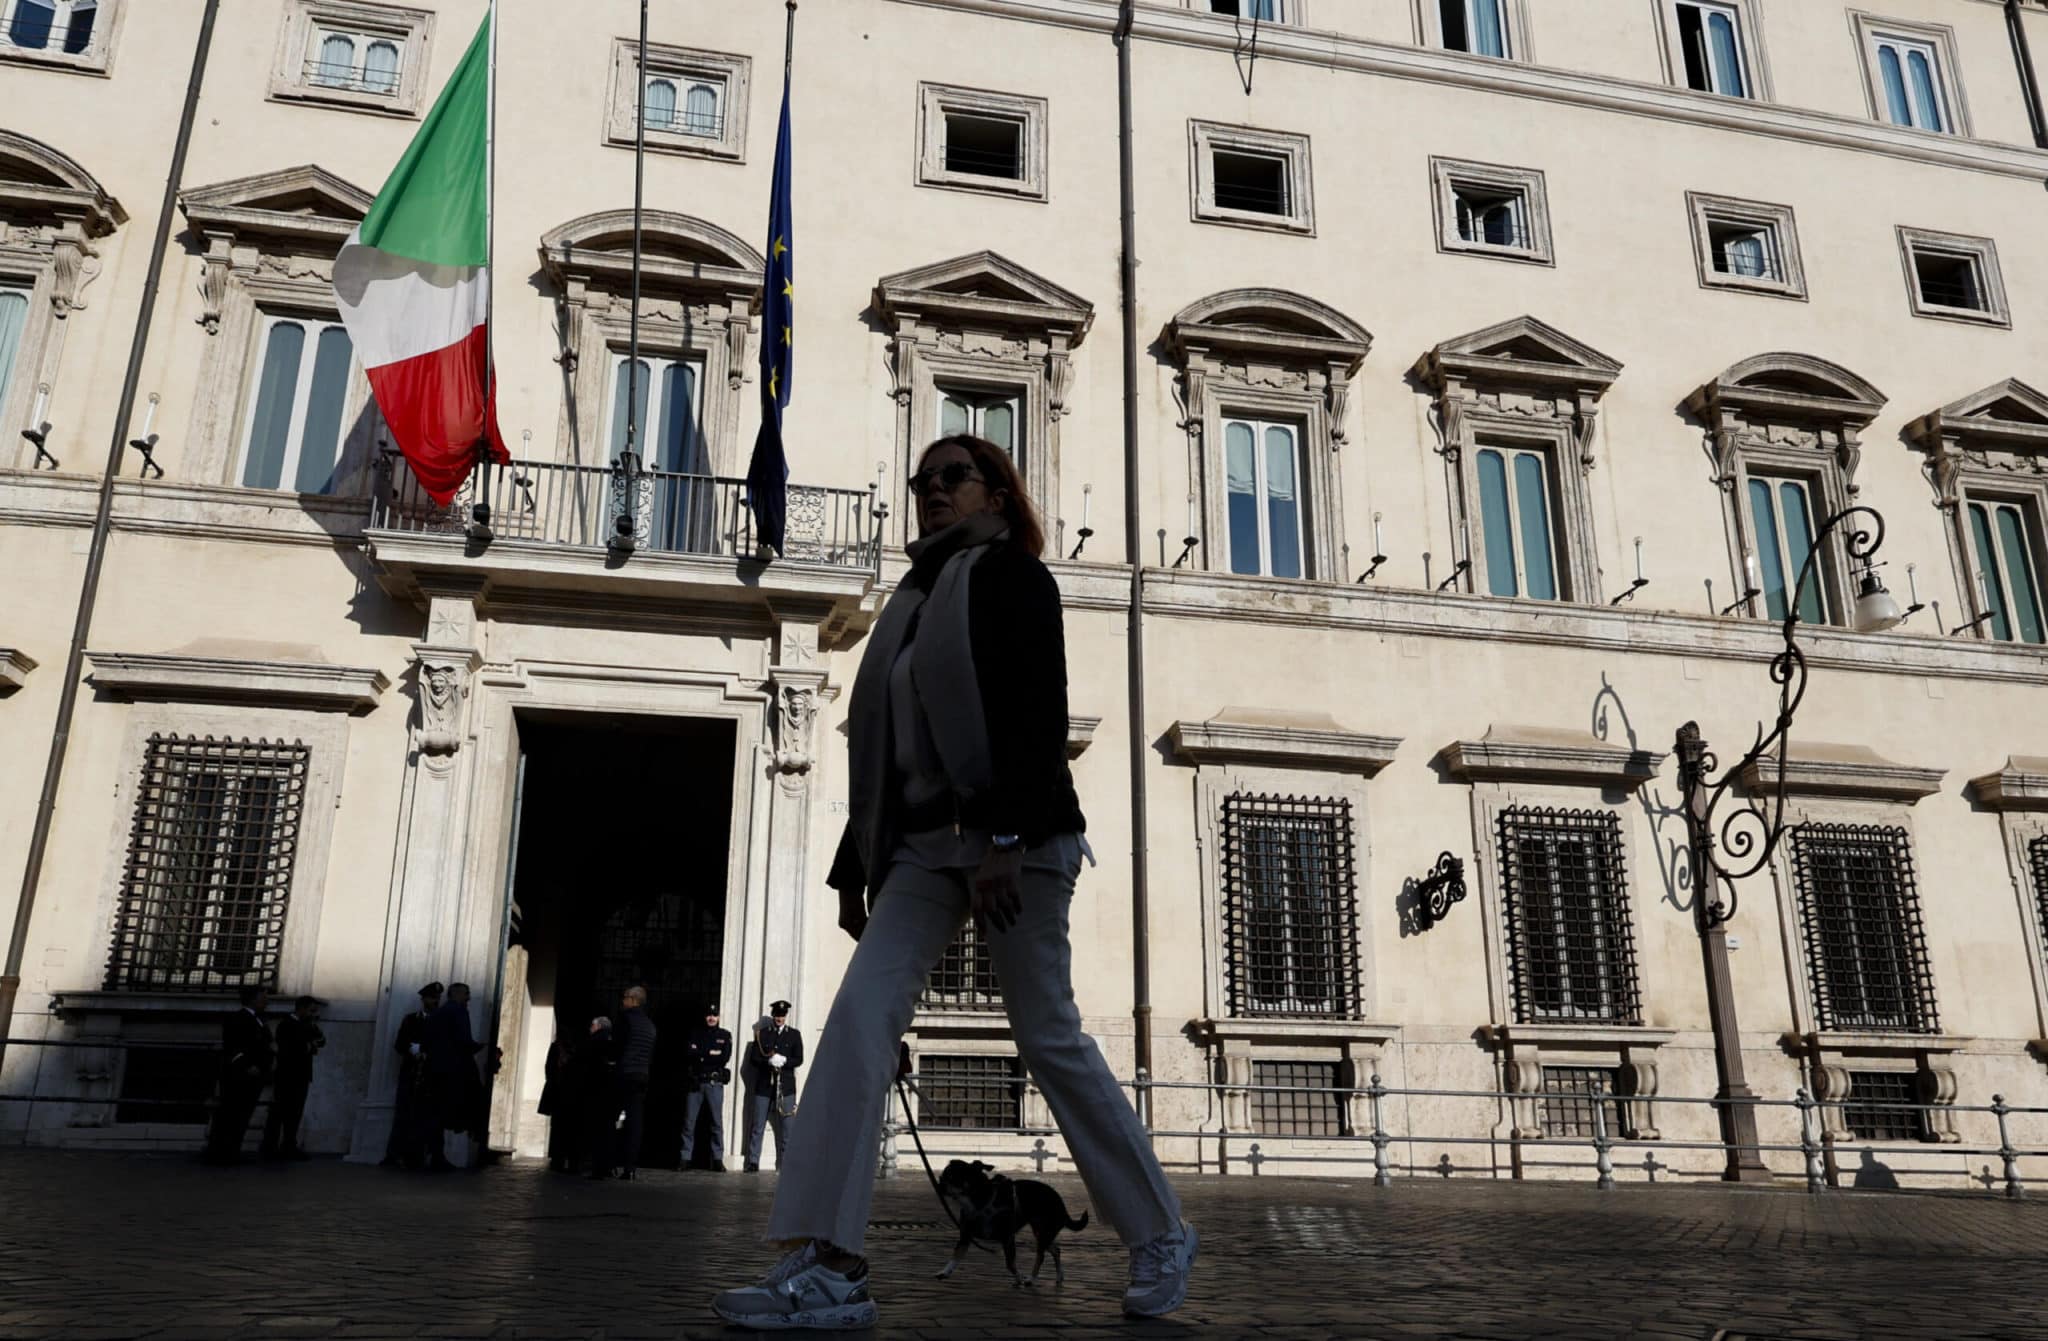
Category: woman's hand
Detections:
[
  {"x1": 971, "y1": 847, "x2": 1026, "y2": 933},
  {"x1": 837, "y1": 884, "x2": 869, "y2": 942}
]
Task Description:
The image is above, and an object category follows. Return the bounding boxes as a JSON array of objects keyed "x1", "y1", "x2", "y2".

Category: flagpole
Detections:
[
  {"x1": 470, "y1": 0, "x2": 498, "y2": 538},
  {"x1": 628, "y1": 0, "x2": 648, "y2": 469}
]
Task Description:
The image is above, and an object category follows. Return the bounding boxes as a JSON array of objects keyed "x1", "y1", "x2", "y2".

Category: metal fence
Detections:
[
  {"x1": 368, "y1": 453, "x2": 881, "y2": 571},
  {"x1": 880, "y1": 1070, "x2": 2048, "y2": 1199}
]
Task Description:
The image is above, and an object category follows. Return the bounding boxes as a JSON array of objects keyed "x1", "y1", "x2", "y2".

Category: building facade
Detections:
[{"x1": 4, "y1": 0, "x2": 2048, "y2": 1186}]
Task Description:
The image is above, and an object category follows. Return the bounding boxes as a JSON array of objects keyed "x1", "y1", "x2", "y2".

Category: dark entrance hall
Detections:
[{"x1": 501, "y1": 712, "x2": 736, "y2": 1170}]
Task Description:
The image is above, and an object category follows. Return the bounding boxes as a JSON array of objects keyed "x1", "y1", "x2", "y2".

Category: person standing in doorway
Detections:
[
  {"x1": 681, "y1": 1003, "x2": 733, "y2": 1171},
  {"x1": 261, "y1": 996, "x2": 325, "y2": 1160},
  {"x1": 383, "y1": 982, "x2": 442, "y2": 1168},
  {"x1": 740, "y1": 1001, "x2": 802, "y2": 1172},
  {"x1": 204, "y1": 985, "x2": 273, "y2": 1166},
  {"x1": 423, "y1": 982, "x2": 484, "y2": 1171},
  {"x1": 712, "y1": 435, "x2": 1194, "y2": 1329},
  {"x1": 596, "y1": 985, "x2": 655, "y2": 1181}
]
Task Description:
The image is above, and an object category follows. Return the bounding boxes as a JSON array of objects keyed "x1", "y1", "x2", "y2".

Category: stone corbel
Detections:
[
  {"x1": 1812, "y1": 1062, "x2": 1853, "y2": 1143},
  {"x1": 552, "y1": 287, "x2": 585, "y2": 373},
  {"x1": 1617, "y1": 1055, "x2": 1660, "y2": 1141},
  {"x1": 196, "y1": 232, "x2": 233, "y2": 335},
  {"x1": 725, "y1": 312, "x2": 750, "y2": 390},
  {"x1": 1708, "y1": 425, "x2": 1742, "y2": 491},
  {"x1": 1046, "y1": 347, "x2": 1074, "y2": 422},
  {"x1": 1573, "y1": 398, "x2": 1600, "y2": 475},
  {"x1": 1918, "y1": 1063, "x2": 1961, "y2": 1144},
  {"x1": 48, "y1": 223, "x2": 99, "y2": 319},
  {"x1": 1927, "y1": 433, "x2": 1963, "y2": 512},
  {"x1": 1504, "y1": 1056, "x2": 1545, "y2": 1141},
  {"x1": 1217, "y1": 1043, "x2": 1253, "y2": 1134},
  {"x1": 1836, "y1": 427, "x2": 1863, "y2": 496},
  {"x1": 1175, "y1": 365, "x2": 1207, "y2": 443},
  {"x1": 1434, "y1": 392, "x2": 1466, "y2": 464},
  {"x1": 1325, "y1": 367, "x2": 1351, "y2": 452},
  {"x1": 413, "y1": 648, "x2": 478, "y2": 758},
  {"x1": 885, "y1": 330, "x2": 917, "y2": 408}
]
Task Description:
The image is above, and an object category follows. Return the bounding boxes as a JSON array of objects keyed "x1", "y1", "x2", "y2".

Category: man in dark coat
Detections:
[
  {"x1": 261, "y1": 996, "x2": 325, "y2": 1159},
  {"x1": 741, "y1": 1000, "x2": 803, "y2": 1171},
  {"x1": 382, "y1": 982, "x2": 442, "y2": 1168},
  {"x1": 423, "y1": 982, "x2": 484, "y2": 1171},
  {"x1": 204, "y1": 985, "x2": 272, "y2": 1165},
  {"x1": 541, "y1": 1010, "x2": 612, "y2": 1173},
  {"x1": 680, "y1": 1003, "x2": 732, "y2": 1171},
  {"x1": 595, "y1": 985, "x2": 656, "y2": 1180}
]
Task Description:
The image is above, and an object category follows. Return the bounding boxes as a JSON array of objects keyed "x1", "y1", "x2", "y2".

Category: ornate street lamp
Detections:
[{"x1": 1674, "y1": 504, "x2": 1901, "y2": 1181}]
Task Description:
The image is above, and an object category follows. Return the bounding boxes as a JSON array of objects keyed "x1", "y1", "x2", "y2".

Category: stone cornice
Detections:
[
  {"x1": 0, "y1": 648, "x2": 35, "y2": 694},
  {"x1": 1168, "y1": 710, "x2": 1400, "y2": 775},
  {"x1": 0, "y1": 470, "x2": 371, "y2": 548},
  {"x1": 1065, "y1": 714, "x2": 1101, "y2": 758},
  {"x1": 1740, "y1": 744, "x2": 1945, "y2": 802},
  {"x1": 0, "y1": 129, "x2": 126, "y2": 234},
  {"x1": 1490, "y1": 1023, "x2": 1678, "y2": 1050},
  {"x1": 893, "y1": 0, "x2": 2048, "y2": 181},
  {"x1": 1190, "y1": 1017, "x2": 1403, "y2": 1049},
  {"x1": 86, "y1": 651, "x2": 390, "y2": 714},
  {"x1": 1440, "y1": 724, "x2": 1664, "y2": 791},
  {"x1": 1967, "y1": 757, "x2": 2048, "y2": 811},
  {"x1": 1802, "y1": 1030, "x2": 1968, "y2": 1055}
]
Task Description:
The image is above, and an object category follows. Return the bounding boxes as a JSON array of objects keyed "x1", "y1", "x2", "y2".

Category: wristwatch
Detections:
[{"x1": 991, "y1": 833, "x2": 1025, "y2": 854}]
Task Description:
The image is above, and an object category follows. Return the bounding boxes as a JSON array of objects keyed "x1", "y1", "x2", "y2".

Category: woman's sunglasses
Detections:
[{"x1": 908, "y1": 461, "x2": 985, "y2": 497}]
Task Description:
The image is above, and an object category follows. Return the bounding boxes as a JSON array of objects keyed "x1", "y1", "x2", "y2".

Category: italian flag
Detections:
[{"x1": 334, "y1": 13, "x2": 505, "y2": 505}]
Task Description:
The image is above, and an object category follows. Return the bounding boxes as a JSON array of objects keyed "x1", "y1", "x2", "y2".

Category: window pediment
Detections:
[
  {"x1": 873, "y1": 251, "x2": 1093, "y2": 346},
  {"x1": 0, "y1": 129, "x2": 124, "y2": 235},
  {"x1": 540, "y1": 210, "x2": 764, "y2": 306},
  {"x1": 1739, "y1": 742, "x2": 1944, "y2": 803},
  {"x1": 1688, "y1": 352, "x2": 1886, "y2": 430},
  {"x1": 1968, "y1": 756, "x2": 2048, "y2": 811},
  {"x1": 1441, "y1": 724, "x2": 1664, "y2": 791},
  {"x1": 1908, "y1": 378, "x2": 2048, "y2": 459},
  {"x1": 1169, "y1": 709, "x2": 1400, "y2": 775},
  {"x1": 1165, "y1": 287, "x2": 1370, "y2": 371},
  {"x1": 179, "y1": 166, "x2": 372, "y2": 252},
  {"x1": 1418, "y1": 315, "x2": 1621, "y2": 402}
]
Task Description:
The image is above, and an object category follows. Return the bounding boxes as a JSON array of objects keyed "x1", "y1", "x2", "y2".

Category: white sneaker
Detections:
[
  {"x1": 711, "y1": 1245, "x2": 878, "y2": 1331},
  {"x1": 1123, "y1": 1218, "x2": 1197, "y2": 1318}
]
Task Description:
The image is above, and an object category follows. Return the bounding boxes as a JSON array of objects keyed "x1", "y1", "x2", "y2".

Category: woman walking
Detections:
[{"x1": 712, "y1": 435, "x2": 1195, "y2": 1329}]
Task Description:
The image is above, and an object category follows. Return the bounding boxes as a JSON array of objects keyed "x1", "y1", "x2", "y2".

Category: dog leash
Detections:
[{"x1": 893, "y1": 1076, "x2": 998, "y2": 1255}]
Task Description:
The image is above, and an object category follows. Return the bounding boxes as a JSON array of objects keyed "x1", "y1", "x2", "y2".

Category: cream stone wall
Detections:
[{"x1": 3, "y1": 0, "x2": 2047, "y2": 1185}]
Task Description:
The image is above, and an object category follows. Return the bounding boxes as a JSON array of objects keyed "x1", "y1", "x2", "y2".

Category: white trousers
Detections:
[{"x1": 764, "y1": 842, "x2": 1181, "y2": 1256}]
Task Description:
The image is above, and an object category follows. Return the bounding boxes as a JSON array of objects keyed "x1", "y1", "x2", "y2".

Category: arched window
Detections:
[
  {"x1": 642, "y1": 77, "x2": 678, "y2": 131},
  {"x1": 314, "y1": 32, "x2": 355, "y2": 86},
  {"x1": 683, "y1": 82, "x2": 720, "y2": 136},
  {"x1": 363, "y1": 39, "x2": 400, "y2": 93}
]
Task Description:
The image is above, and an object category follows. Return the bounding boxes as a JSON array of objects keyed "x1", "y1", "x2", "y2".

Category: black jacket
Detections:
[
  {"x1": 220, "y1": 1008, "x2": 273, "y2": 1082},
  {"x1": 829, "y1": 539, "x2": 1085, "y2": 900},
  {"x1": 743, "y1": 1022, "x2": 804, "y2": 1091},
  {"x1": 274, "y1": 1014, "x2": 324, "y2": 1084},
  {"x1": 424, "y1": 1000, "x2": 481, "y2": 1078},
  {"x1": 612, "y1": 1007, "x2": 658, "y2": 1078},
  {"x1": 684, "y1": 1025, "x2": 733, "y2": 1083}
]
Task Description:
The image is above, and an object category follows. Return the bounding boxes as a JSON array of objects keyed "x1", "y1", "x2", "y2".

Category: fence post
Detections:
[
  {"x1": 1795, "y1": 1087, "x2": 1822, "y2": 1195},
  {"x1": 878, "y1": 1094, "x2": 899, "y2": 1181},
  {"x1": 1367, "y1": 1072, "x2": 1392, "y2": 1188},
  {"x1": 1993, "y1": 1094, "x2": 2024, "y2": 1200},
  {"x1": 1591, "y1": 1080, "x2": 1614, "y2": 1190}
]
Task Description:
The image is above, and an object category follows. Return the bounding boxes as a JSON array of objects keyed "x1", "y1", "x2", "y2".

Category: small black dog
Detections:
[{"x1": 934, "y1": 1159, "x2": 1089, "y2": 1287}]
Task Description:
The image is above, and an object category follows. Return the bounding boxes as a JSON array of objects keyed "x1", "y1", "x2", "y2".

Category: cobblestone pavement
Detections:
[{"x1": 1, "y1": 1150, "x2": 2044, "y2": 1341}]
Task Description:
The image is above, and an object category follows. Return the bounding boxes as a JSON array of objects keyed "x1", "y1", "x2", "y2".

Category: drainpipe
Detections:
[
  {"x1": 2009, "y1": 0, "x2": 2048, "y2": 150},
  {"x1": 1113, "y1": 0, "x2": 1154, "y2": 1129},
  {"x1": 0, "y1": 0, "x2": 224, "y2": 1080}
]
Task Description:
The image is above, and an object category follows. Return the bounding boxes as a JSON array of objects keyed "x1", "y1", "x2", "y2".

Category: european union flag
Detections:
[{"x1": 746, "y1": 78, "x2": 794, "y2": 554}]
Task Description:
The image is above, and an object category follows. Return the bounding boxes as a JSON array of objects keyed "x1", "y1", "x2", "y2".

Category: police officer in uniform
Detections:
[
  {"x1": 741, "y1": 1000, "x2": 803, "y2": 1171},
  {"x1": 204, "y1": 985, "x2": 273, "y2": 1165},
  {"x1": 383, "y1": 982, "x2": 442, "y2": 1168},
  {"x1": 681, "y1": 1003, "x2": 733, "y2": 1170}
]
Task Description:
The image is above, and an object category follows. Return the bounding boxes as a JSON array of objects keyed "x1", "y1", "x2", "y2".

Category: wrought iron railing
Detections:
[{"x1": 368, "y1": 453, "x2": 880, "y2": 571}]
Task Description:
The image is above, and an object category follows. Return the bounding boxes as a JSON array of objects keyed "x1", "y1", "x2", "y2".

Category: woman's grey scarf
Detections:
[{"x1": 845, "y1": 511, "x2": 1009, "y2": 884}]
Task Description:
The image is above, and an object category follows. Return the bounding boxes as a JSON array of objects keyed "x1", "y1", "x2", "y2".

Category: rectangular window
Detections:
[
  {"x1": 1223, "y1": 418, "x2": 1305, "y2": 579},
  {"x1": 1687, "y1": 192, "x2": 1805, "y2": 300},
  {"x1": 1871, "y1": 33, "x2": 1949, "y2": 132},
  {"x1": 1843, "y1": 1071, "x2": 1928, "y2": 1142},
  {"x1": 1455, "y1": 184, "x2": 1528, "y2": 250},
  {"x1": 1540, "y1": 1065, "x2": 1626, "y2": 1139},
  {"x1": 1897, "y1": 227, "x2": 2008, "y2": 327},
  {"x1": 1967, "y1": 499, "x2": 2046, "y2": 645},
  {"x1": 1212, "y1": 149, "x2": 1290, "y2": 216},
  {"x1": 1913, "y1": 250, "x2": 1984, "y2": 313},
  {"x1": 1431, "y1": 158, "x2": 1552, "y2": 265},
  {"x1": 643, "y1": 72, "x2": 723, "y2": 138},
  {"x1": 1220, "y1": 794, "x2": 1360, "y2": 1018},
  {"x1": 916, "y1": 1055, "x2": 1024, "y2": 1130},
  {"x1": 104, "y1": 735, "x2": 310, "y2": 993},
  {"x1": 1709, "y1": 221, "x2": 1780, "y2": 281},
  {"x1": 1, "y1": 0, "x2": 95, "y2": 54},
  {"x1": 1476, "y1": 444, "x2": 1561, "y2": 600},
  {"x1": 238, "y1": 314, "x2": 356, "y2": 495},
  {"x1": 921, "y1": 921, "x2": 1003, "y2": 1013},
  {"x1": 0, "y1": 282, "x2": 28, "y2": 417},
  {"x1": 1676, "y1": 0, "x2": 1749, "y2": 97},
  {"x1": 942, "y1": 111, "x2": 1024, "y2": 180},
  {"x1": 606, "y1": 353, "x2": 709, "y2": 553},
  {"x1": 1251, "y1": 1060, "x2": 1345, "y2": 1136},
  {"x1": 1497, "y1": 807, "x2": 1640, "y2": 1025},
  {"x1": 2030, "y1": 835, "x2": 2048, "y2": 975},
  {"x1": 1745, "y1": 474, "x2": 1827, "y2": 623},
  {"x1": 307, "y1": 23, "x2": 404, "y2": 93},
  {"x1": 1439, "y1": 0, "x2": 1508, "y2": 57},
  {"x1": 938, "y1": 386, "x2": 1023, "y2": 466},
  {"x1": 1789, "y1": 824, "x2": 1938, "y2": 1034}
]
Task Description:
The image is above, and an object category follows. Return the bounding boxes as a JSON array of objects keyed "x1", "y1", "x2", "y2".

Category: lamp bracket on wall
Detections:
[{"x1": 1413, "y1": 851, "x2": 1467, "y2": 929}]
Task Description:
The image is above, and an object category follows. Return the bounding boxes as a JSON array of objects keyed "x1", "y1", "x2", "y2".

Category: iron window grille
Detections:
[
  {"x1": 1790, "y1": 824, "x2": 1939, "y2": 1034},
  {"x1": 1251, "y1": 1059, "x2": 1347, "y2": 1136},
  {"x1": 916, "y1": 1055, "x2": 1024, "y2": 1130},
  {"x1": 1843, "y1": 1070, "x2": 1929, "y2": 1142},
  {"x1": 1497, "y1": 807, "x2": 1641, "y2": 1024},
  {"x1": 1540, "y1": 1065, "x2": 1627, "y2": 1139},
  {"x1": 1220, "y1": 794, "x2": 1361, "y2": 1019},
  {"x1": 921, "y1": 920, "x2": 1003, "y2": 1013},
  {"x1": 104, "y1": 734, "x2": 309, "y2": 993}
]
